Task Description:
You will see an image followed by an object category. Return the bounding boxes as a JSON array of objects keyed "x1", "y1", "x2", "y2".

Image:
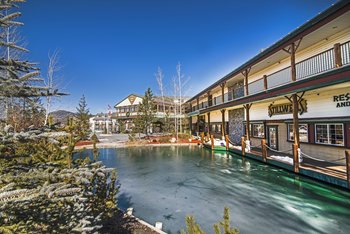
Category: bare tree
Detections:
[
  {"x1": 155, "y1": 66, "x2": 165, "y2": 115},
  {"x1": 44, "y1": 50, "x2": 63, "y2": 125},
  {"x1": 172, "y1": 75, "x2": 178, "y2": 140},
  {"x1": 175, "y1": 62, "x2": 190, "y2": 133}
]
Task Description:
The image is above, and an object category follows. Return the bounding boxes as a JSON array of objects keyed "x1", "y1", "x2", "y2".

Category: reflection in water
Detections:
[{"x1": 76, "y1": 146, "x2": 350, "y2": 234}]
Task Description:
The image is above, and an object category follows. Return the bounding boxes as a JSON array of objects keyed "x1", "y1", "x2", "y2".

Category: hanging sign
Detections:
[
  {"x1": 333, "y1": 93, "x2": 350, "y2": 108},
  {"x1": 268, "y1": 99, "x2": 307, "y2": 117}
]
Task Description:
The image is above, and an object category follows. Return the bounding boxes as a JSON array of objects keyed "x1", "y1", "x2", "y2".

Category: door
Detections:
[{"x1": 267, "y1": 126, "x2": 278, "y2": 150}]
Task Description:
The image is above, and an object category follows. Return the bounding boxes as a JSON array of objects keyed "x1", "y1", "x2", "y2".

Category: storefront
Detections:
[{"x1": 245, "y1": 83, "x2": 350, "y2": 162}]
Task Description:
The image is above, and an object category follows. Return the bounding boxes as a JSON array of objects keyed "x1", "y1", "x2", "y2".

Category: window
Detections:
[
  {"x1": 288, "y1": 124, "x2": 308, "y2": 142},
  {"x1": 315, "y1": 124, "x2": 344, "y2": 146},
  {"x1": 252, "y1": 124, "x2": 265, "y2": 138}
]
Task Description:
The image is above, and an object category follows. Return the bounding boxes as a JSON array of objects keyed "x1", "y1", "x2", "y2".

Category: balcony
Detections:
[
  {"x1": 248, "y1": 40, "x2": 350, "y2": 95},
  {"x1": 186, "y1": 40, "x2": 350, "y2": 115}
]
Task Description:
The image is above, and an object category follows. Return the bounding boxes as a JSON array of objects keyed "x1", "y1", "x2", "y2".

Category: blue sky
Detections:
[{"x1": 19, "y1": 0, "x2": 336, "y2": 113}]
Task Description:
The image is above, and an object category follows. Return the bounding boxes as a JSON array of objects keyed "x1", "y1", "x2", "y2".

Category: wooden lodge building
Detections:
[
  {"x1": 112, "y1": 94, "x2": 186, "y2": 133},
  {"x1": 186, "y1": 0, "x2": 350, "y2": 165}
]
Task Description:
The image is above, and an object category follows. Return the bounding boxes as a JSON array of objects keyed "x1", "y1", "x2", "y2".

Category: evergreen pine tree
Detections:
[
  {"x1": 137, "y1": 88, "x2": 156, "y2": 136},
  {"x1": 76, "y1": 94, "x2": 91, "y2": 140}
]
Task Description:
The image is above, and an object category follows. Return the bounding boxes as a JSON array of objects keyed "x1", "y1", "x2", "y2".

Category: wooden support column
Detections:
[
  {"x1": 189, "y1": 116, "x2": 192, "y2": 135},
  {"x1": 334, "y1": 43, "x2": 342, "y2": 68},
  {"x1": 263, "y1": 75, "x2": 268, "y2": 90},
  {"x1": 283, "y1": 40, "x2": 302, "y2": 173},
  {"x1": 207, "y1": 112, "x2": 211, "y2": 135},
  {"x1": 261, "y1": 139, "x2": 267, "y2": 162},
  {"x1": 242, "y1": 68, "x2": 251, "y2": 96},
  {"x1": 196, "y1": 115, "x2": 200, "y2": 135},
  {"x1": 225, "y1": 135, "x2": 229, "y2": 151},
  {"x1": 291, "y1": 42, "x2": 296, "y2": 81},
  {"x1": 346, "y1": 150, "x2": 350, "y2": 189},
  {"x1": 211, "y1": 135, "x2": 214, "y2": 150},
  {"x1": 243, "y1": 104, "x2": 252, "y2": 141},
  {"x1": 220, "y1": 82, "x2": 225, "y2": 103},
  {"x1": 241, "y1": 137, "x2": 246, "y2": 156},
  {"x1": 207, "y1": 91, "x2": 211, "y2": 107},
  {"x1": 292, "y1": 94, "x2": 300, "y2": 173},
  {"x1": 221, "y1": 109, "x2": 226, "y2": 139}
]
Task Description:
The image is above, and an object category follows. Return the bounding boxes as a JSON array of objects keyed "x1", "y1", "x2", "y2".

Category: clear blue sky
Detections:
[{"x1": 19, "y1": 0, "x2": 336, "y2": 114}]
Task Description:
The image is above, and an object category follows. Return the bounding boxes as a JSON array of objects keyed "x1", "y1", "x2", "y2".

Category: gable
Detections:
[{"x1": 114, "y1": 94, "x2": 143, "y2": 108}]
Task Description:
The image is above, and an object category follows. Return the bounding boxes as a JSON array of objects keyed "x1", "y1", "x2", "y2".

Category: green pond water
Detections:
[{"x1": 78, "y1": 145, "x2": 350, "y2": 234}]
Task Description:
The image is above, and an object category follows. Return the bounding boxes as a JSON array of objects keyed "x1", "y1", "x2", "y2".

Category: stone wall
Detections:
[{"x1": 228, "y1": 108, "x2": 244, "y2": 144}]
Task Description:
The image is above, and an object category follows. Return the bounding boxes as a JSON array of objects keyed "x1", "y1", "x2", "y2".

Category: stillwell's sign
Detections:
[
  {"x1": 268, "y1": 99, "x2": 307, "y2": 117},
  {"x1": 333, "y1": 93, "x2": 350, "y2": 108}
]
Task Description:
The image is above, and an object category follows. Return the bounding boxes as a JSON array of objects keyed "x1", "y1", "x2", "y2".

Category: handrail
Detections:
[
  {"x1": 267, "y1": 65, "x2": 291, "y2": 78},
  {"x1": 187, "y1": 40, "x2": 350, "y2": 112},
  {"x1": 340, "y1": 40, "x2": 350, "y2": 65}
]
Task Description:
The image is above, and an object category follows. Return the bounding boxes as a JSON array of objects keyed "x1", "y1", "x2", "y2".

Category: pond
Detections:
[{"x1": 77, "y1": 146, "x2": 350, "y2": 234}]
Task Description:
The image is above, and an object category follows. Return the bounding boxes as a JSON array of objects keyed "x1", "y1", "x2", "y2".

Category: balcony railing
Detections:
[
  {"x1": 188, "y1": 40, "x2": 350, "y2": 114},
  {"x1": 296, "y1": 48, "x2": 334, "y2": 80},
  {"x1": 247, "y1": 40, "x2": 350, "y2": 95},
  {"x1": 267, "y1": 66, "x2": 291, "y2": 89},
  {"x1": 248, "y1": 78, "x2": 265, "y2": 95},
  {"x1": 341, "y1": 41, "x2": 350, "y2": 65}
]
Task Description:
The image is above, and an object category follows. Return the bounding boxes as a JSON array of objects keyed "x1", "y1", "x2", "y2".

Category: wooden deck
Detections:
[{"x1": 204, "y1": 143, "x2": 349, "y2": 189}]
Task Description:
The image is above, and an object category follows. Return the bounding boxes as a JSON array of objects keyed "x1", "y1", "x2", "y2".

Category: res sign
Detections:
[{"x1": 333, "y1": 93, "x2": 350, "y2": 108}]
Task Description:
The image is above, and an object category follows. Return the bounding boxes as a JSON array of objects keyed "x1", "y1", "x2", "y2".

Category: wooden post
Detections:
[
  {"x1": 201, "y1": 132, "x2": 204, "y2": 144},
  {"x1": 263, "y1": 75, "x2": 268, "y2": 90},
  {"x1": 261, "y1": 139, "x2": 267, "y2": 162},
  {"x1": 334, "y1": 43, "x2": 342, "y2": 68},
  {"x1": 220, "y1": 82, "x2": 225, "y2": 103},
  {"x1": 207, "y1": 91, "x2": 211, "y2": 107},
  {"x1": 346, "y1": 150, "x2": 350, "y2": 189},
  {"x1": 196, "y1": 115, "x2": 200, "y2": 135},
  {"x1": 189, "y1": 116, "x2": 192, "y2": 135},
  {"x1": 225, "y1": 134, "x2": 229, "y2": 151},
  {"x1": 291, "y1": 42, "x2": 296, "y2": 82},
  {"x1": 243, "y1": 69, "x2": 249, "y2": 96},
  {"x1": 211, "y1": 135, "x2": 214, "y2": 150},
  {"x1": 244, "y1": 104, "x2": 252, "y2": 141},
  {"x1": 241, "y1": 136, "x2": 246, "y2": 156},
  {"x1": 221, "y1": 109, "x2": 226, "y2": 139},
  {"x1": 292, "y1": 94, "x2": 300, "y2": 173},
  {"x1": 293, "y1": 143, "x2": 299, "y2": 173},
  {"x1": 207, "y1": 112, "x2": 211, "y2": 135}
]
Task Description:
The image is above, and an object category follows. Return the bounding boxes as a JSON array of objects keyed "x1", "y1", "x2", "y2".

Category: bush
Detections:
[
  {"x1": 91, "y1": 133, "x2": 99, "y2": 143},
  {"x1": 181, "y1": 207, "x2": 239, "y2": 234},
  {"x1": 158, "y1": 136, "x2": 172, "y2": 143}
]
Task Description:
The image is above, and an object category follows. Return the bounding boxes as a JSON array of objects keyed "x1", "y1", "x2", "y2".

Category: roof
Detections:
[
  {"x1": 187, "y1": 0, "x2": 350, "y2": 103},
  {"x1": 114, "y1": 94, "x2": 143, "y2": 108},
  {"x1": 114, "y1": 93, "x2": 189, "y2": 108}
]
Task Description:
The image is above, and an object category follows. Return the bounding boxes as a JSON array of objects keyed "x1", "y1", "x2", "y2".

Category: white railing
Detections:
[
  {"x1": 267, "y1": 66, "x2": 291, "y2": 89},
  {"x1": 340, "y1": 41, "x2": 350, "y2": 65},
  {"x1": 296, "y1": 48, "x2": 335, "y2": 80},
  {"x1": 248, "y1": 78, "x2": 265, "y2": 95}
]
